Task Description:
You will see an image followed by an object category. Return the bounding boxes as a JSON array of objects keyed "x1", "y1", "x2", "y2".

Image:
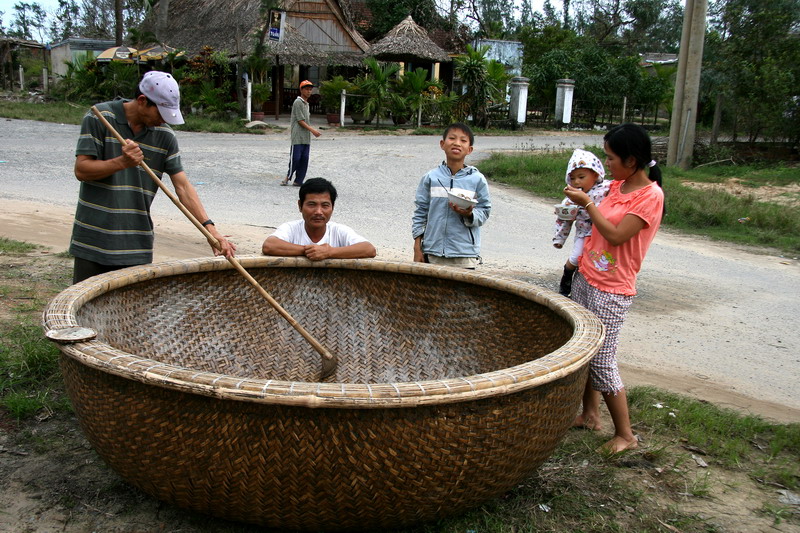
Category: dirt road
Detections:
[{"x1": 1, "y1": 118, "x2": 798, "y2": 423}]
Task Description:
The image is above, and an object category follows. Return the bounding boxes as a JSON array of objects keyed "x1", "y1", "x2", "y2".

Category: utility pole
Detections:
[{"x1": 667, "y1": 0, "x2": 708, "y2": 169}]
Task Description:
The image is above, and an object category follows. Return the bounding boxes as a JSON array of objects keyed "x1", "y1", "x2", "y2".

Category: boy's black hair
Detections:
[
  {"x1": 442, "y1": 122, "x2": 474, "y2": 146},
  {"x1": 299, "y1": 177, "x2": 337, "y2": 206},
  {"x1": 604, "y1": 123, "x2": 665, "y2": 216}
]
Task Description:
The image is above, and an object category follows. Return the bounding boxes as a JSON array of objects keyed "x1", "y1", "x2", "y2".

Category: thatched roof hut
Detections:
[
  {"x1": 367, "y1": 16, "x2": 451, "y2": 63},
  {"x1": 265, "y1": 23, "x2": 328, "y2": 65},
  {"x1": 147, "y1": 0, "x2": 368, "y2": 64}
]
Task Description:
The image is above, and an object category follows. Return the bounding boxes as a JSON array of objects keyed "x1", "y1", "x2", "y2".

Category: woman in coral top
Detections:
[{"x1": 563, "y1": 123, "x2": 665, "y2": 453}]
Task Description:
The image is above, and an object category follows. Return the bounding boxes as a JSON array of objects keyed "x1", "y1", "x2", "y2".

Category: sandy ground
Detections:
[{"x1": 2, "y1": 197, "x2": 798, "y2": 424}]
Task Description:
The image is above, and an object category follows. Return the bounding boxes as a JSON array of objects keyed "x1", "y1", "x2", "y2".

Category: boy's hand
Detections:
[
  {"x1": 413, "y1": 237, "x2": 425, "y2": 262},
  {"x1": 449, "y1": 202, "x2": 473, "y2": 217}
]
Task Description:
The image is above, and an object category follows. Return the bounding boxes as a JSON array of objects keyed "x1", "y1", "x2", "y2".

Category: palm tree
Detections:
[
  {"x1": 397, "y1": 67, "x2": 430, "y2": 127},
  {"x1": 455, "y1": 44, "x2": 500, "y2": 128},
  {"x1": 359, "y1": 57, "x2": 402, "y2": 127}
]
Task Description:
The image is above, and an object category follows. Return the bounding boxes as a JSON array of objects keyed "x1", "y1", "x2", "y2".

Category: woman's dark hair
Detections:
[
  {"x1": 299, "y1": 177, "x2": 337, "y2": 206},
  {"x1": 604, "y1": 123, "x2": 662, "y2": 187},
  {"x1": 604, "y1": 123, "x2": 665, "y2": 216}
]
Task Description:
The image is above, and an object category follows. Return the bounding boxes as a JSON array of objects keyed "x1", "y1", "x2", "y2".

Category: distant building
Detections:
[
  {"x1": 49, "y1": 38, "x2": 116, "y2": 77},
  {"x1": 640, "y1": 52, "x2": 678, "y2": 68},
  {"x1": 472, "y1": 38, "x2": 524, "y2": 76}
]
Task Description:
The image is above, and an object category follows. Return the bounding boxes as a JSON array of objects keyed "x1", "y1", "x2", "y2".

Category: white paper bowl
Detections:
[{"x1": 447, "y1": 190, "x2": 478, "y2": 209}]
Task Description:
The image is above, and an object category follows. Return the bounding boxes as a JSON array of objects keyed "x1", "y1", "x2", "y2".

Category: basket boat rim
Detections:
[{"x1": 43, "y1": 257, "x2": 604, "y2": 409}]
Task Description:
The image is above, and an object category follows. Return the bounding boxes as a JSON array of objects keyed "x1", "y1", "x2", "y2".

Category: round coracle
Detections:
[{"x1": 43, "y1": 257, "x2": 603, "y2": 531}]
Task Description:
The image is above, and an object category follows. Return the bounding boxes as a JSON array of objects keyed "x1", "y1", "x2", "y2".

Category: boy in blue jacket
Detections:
[{"x1": 412, "y1": 123, "x2": 491, "y2": 269}]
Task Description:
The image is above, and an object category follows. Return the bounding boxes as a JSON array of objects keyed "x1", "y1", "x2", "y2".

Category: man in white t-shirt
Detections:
[{"x1": 262, "y1": 178, "x2": 376, "y2": 260}]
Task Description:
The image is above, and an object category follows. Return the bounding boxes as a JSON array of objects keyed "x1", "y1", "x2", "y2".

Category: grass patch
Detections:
[
  {"x1": 0, "y1": 321, "x2": 66, "y2": 420},
  {"x1": 176, "y1": 114, "x2": 278, "y2": 134},
  {"x1": 0, "y1": 99, "x2": 87, "y2": 124},
  {"x1": 0, "y1": 237, "x2": 40, "y2": 254},
  {"x1": 479, "y1": 150, "x2": 800, "y2": 255},
  {"x1": 628, "y1": 387, "x2": 800, "y2": 490},
  {"x1": 0, "y1": 99, "x2": 275, "y2": 134},
  {"x1": 0, "y1": 240, "x2": 72, "y2": 423}
]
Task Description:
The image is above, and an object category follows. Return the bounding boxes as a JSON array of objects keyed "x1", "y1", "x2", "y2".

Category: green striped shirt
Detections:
[
  {"x1": 290, "y1": 96, "x2": 311, "y2": 145},
  {"x1": 69, "y1": 99, "x2": 183, "y2": 266}
]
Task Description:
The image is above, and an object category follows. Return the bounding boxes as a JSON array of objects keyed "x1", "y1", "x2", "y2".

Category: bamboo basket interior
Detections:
[{"x1": 58, "y1": 258, "x2": 591, "y2": 392}]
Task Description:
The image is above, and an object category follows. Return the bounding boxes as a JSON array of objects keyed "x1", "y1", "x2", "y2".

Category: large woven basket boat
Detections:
[{"x1": 43, "y1": 257, "x2": 603, "y2": 531}]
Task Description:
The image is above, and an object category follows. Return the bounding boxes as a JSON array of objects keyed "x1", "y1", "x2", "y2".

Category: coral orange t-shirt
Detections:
[{"x1": 579, "y1": 180, "x2": 664, "y2": 296}]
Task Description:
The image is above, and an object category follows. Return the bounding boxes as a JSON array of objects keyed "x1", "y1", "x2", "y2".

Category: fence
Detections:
[{"x1": 526, "y1": 98, "x2": 667, "y2": 130}]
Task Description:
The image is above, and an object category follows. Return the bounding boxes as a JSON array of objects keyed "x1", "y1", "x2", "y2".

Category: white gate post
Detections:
[
  {"x1": 555, "y1": 79, "x2": 575, "y2": 126},
  {"x1": 508, "y1": 77, "x2": 529, "y2": 127}
]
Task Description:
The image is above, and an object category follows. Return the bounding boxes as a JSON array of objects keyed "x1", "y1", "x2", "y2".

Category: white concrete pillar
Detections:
[
  {"x1": 433, "y1": 63, "x2": 440, "y2": 81},
  {"x1": 339, "y1": 89, "x2": 345, "y2": 126},
  {"x1": 555, "y1": 79, "x2": 575, "y2": 125},
  {"x1": 508, "y1": 77, "x2": 529, "y2": 125},
  {"x1": 246, "y1": 80, "x2": 252, "y2": 121}
]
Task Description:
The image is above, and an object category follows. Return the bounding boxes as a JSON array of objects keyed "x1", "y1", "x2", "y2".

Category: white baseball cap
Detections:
[{"x1": 139, "y1": 71, "x2": 184, "y2": 125}]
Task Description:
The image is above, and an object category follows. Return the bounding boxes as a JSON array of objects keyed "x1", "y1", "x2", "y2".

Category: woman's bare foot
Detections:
[
  {"x1": 599, "y1": 435, "x2": 639, "y2": 454},
  {"x1": 572, "y1": 413, "x2": 602, "y2": 431}
]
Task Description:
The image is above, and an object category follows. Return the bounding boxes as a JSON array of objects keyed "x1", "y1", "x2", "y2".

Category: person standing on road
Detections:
[
  {"x1": 412, "y1": 123, "x2": 491, "y2": 269},
  {"x1": 281, "y1": 80, "x2": 321, "y2": 187},
  {"x1": 69, "y1": 70, "x2": 236, "y2": 284},
  {"x1": 563, "y1": 123, "x2": 665, "y2": 453}
]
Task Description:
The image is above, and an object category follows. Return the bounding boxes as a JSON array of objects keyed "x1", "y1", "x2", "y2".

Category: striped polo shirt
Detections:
[{"x1": 69, "y1": 99, "x2": 183, "y2": 266}]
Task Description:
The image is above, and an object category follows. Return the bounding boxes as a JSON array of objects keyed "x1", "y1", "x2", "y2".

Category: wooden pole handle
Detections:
[{"x1": 90, "y1": 106, "x2": 337, "y2": 372}]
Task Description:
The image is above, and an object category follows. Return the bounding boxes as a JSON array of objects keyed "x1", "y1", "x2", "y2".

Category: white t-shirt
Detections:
[{"x1": 272, "y1": 219, "x2": 368, "y2": 247}]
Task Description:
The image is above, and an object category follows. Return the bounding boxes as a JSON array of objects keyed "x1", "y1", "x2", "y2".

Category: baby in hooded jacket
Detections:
[{"x1": 553, "y1": 149, "x2": 610, "y2": 296}]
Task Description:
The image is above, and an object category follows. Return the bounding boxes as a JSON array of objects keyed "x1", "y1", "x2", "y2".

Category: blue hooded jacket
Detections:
[{"x1": 412, "y1": 162, "x2": 491, "y2": 258}]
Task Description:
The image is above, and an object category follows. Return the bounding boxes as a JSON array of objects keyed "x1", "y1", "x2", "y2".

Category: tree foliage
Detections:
[
  {"x1": 358, "y1": 57, "x2": 403, "y2": 127},
  {"x1": 6, "y1": 2, "x2": 48, "y2": 41},
  {"x1": 523, "y1": 36, "x2": 670, "y2": 124},
  {"x1": 454, "y1": 44, "x2": 504, "y2": 127},
  {"x1": 363, "y1": 0, "x2": 442, "y2": 41},
  {"x1": 1, "y1": 0, "x2": 149, "y2": 43},
  {"x1": 703, "y1": 0, "x2": 800, "y2": 143}
]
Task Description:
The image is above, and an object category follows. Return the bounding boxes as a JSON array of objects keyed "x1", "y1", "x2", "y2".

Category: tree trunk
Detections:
[
  {"x1": 156, "y1": 0, "x2": 171, "y2": 43},
  {"x1": 711, "y1": 92, "x2": 722, "y2": 145},
  {"x1": 115, "y1": 0, "x2": 123, "y2": 46}
]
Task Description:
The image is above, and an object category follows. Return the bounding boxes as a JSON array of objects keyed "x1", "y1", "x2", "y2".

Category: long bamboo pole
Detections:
[{"x1": 90, "y1": 106, "x2": 337, "y2": 379}]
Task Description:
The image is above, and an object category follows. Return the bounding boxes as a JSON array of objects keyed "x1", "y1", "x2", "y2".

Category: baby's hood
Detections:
[{"x1": 565, "y1": 149, "x2": 605, "y2": 185}]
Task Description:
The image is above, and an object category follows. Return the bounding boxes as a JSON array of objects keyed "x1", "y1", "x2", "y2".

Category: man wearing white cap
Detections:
[{"x1": 69, "y1": 70, "x2": 236, "y2": 284}]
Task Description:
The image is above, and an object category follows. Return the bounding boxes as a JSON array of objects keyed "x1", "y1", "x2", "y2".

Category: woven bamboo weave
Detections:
[{"x1": 43, "y1": 257, "x2": 604, "y2": 531}]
